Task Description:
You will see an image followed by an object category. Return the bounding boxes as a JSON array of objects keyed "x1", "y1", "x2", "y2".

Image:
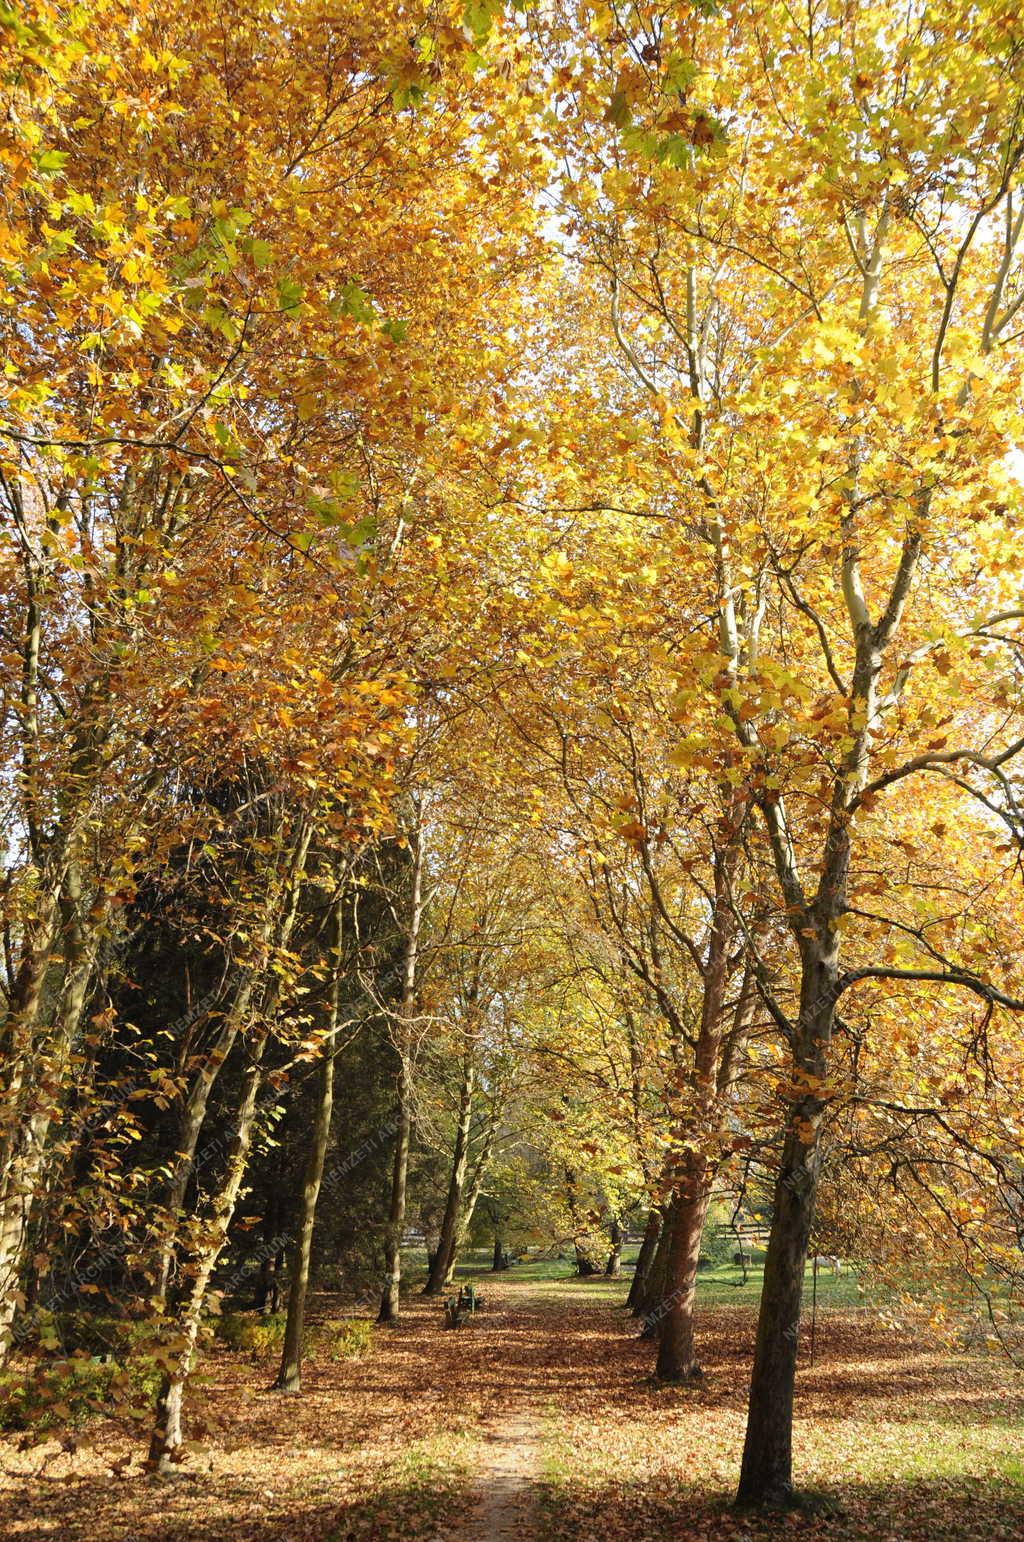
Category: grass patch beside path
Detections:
[
  {"x1": 447, "y1": 1247, "x2": 875, "y2": 1311},
  {"x1": 530, "y1": 1276, "x2": 1024, "y2": 1542},
  {"x1": 327, "y1": 1430, "x2": 476, "y2": 1542}
]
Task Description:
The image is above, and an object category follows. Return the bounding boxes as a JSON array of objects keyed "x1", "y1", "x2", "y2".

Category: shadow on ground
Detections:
[{"x1": 1, "y1": 1274, "x2": 1021, "y2": 1541}]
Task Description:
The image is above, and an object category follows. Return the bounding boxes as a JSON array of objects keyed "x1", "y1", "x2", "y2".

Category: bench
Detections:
[{"x1": 442, "y1": 1283, "x2": 485, "y2": 1328}]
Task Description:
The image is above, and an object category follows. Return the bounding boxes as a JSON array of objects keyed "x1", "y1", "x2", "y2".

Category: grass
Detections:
[
  {"x1": 326, "y1": 1430, "x2": 476, "y2": 1542},
  {"x1": 439, "y1": 1249, "x2": 1017, "y2": 1539},
  {"x1": 528, "y1": 1277, "x2": 1024, "y2": 1542},
  {"x1": 3, "y1": 1267, "x2": 1021, "y2": 1541},
  {"x1": 444, "y1": 1245, "x2": 875, "y2": 1311}
]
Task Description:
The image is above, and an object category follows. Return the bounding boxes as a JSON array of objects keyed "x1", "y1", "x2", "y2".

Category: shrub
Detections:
[
  {"x1": 20, "y1": 1309, "x2": 144, "y2": 1357},
  {"x1": 212, "y1": 1311, "x2": 374, "y2": 1362},
  {"x1": 698, "y1": 1221, "x2": 736, "y2": 1270},
  {"x1": 312, "y1": 1317, "x2": 374, "y2": 1361},
  {"x1": 0, "y1": 1354, "x2": 162, "y2": 1435},
  {"x1": 213, "y1": 1312, "x2": 287, "y2": 1356}
]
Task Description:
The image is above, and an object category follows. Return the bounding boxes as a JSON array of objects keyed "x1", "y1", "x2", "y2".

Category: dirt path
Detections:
[
  {"x1": 451, "y1": 1407, "x2": 539, "y2": 1542},
  {"x1": 442, "y1": 1286, "x2": 552, "y2": 1541}
]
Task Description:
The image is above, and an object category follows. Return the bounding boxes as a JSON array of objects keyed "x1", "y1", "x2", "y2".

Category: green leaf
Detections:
[
  {"x1": 654, "y1": 133, "x2": 693, "y2": 170},
  {"x1": 392, "y1": 81, "x2": 426, "y2": 111},
  {"x1": 464, "y1": 0, "x2": 502, "y2": 40},
  {"x1": 36, "y1": 149, "x2": 68, "y2": 174},
  {"x1": 347, "y1": 514, "x2": 377, "y2": 547},
  {"x1": 662, "y1": 53, "x2": 698, "y2": 96},
  {"x1": 331, "y1": 470, "x2": 360, "y2": 500},
  {"x1": 340, "y1": 279, "x2": 375, "y2": 325},
  {"x1": 605, "y1": 90, "x2": 631, "y2": 129},
  {"x1": 277, "y1": 276, "x2": 303, "y2": 315}
]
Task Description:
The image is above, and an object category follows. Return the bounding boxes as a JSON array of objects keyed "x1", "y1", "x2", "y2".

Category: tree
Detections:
[{"x1": 524, "y1": 0, "x2": 1024, "y2": 1495}]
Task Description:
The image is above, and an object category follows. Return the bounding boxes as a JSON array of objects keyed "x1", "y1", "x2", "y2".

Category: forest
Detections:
[{"x1": 1, "y1": 2, "x2": 1023, "y2": 1538}]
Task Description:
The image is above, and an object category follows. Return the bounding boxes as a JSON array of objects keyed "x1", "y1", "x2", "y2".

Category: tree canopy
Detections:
[{"x1": 2, "y1": 0, "x2": 1024, "y2": 1520}]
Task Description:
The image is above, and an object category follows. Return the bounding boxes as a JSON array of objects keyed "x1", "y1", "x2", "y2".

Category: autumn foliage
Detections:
[{"x1": 1, "y1": 0, "x2": 1024, "y2": 1524}]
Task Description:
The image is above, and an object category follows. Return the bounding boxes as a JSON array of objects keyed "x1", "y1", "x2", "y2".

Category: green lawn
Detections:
[{"x1": 437, "y1": 1246, "x2": 874, "y2": 1310}]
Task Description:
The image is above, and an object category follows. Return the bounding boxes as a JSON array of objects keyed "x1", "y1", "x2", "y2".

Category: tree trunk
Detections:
[
  {"x1": 491, "y1": 1234, "x2": 507, "y2": 1271},
  {"x1": 378, "y1": 1070, "x2": 411, "y2": 1324},
  {"x1": 655, "y1": 1152, "x2": 713, "y2": 1381},
  {"x1": 638, "y1": 1197, "x2": 675, "y2": 1336},
  {"x1": 604, "y1": 1217, "x2": 622, "y2": 1277},
  {"x1": 378, "y1": 818, "x2": 425, "y2": 1325},
  {"x1": 274, "y1": 898, "x2": 343, "y2": 1393},
  {"x1": 441, "y1": 1109, "x2": 498, "y2": 1288},
  {"x1": 627, "y1": 1207, "x2": 662, "y2": 1313},
  {"x1": 155, "y1": 818, "x2": 312, "y2": 1309},
  {"x1": 254, "y1": 1195, "x2": 280, "y2": 1314},
  {"x1": 423, "y1": 1049, "x2": 474, "y2": 1295},
  {"x1": 736, "y1": 948, "x2": 836, "y2": 1507},
  {"x1": 653, "y1": 839, "x2": 739, "y2": 1375},
  {"x1": 574, "y1": 1244, "x2": 599, "y2": 1277},
  {"x1": 268, "y1": 1246, "x2": 284, "y2": 1313},
  {"x1": 564, "y1": 1165, "x2": 599, "y2": 1277},
  {"x1": 148, "y1": 1039, "x2": 267, "y2": 1474},
  {"x1": 0, "y1": 875, "x2": 104, "y2": 1361},
  {"x1": 154, "y1": 1003, "x2": 250, "y2": 1307}
]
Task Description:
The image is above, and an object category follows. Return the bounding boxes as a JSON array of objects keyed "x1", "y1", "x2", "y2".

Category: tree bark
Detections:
[
  {"x1": 654, "y1": 839, "x2": 739, "y2": 1378},
  {"x1": 564, "y1": 1166, "x2": 599, "y2": 1276},
  {"x1": 655, "y1": 1152, "x2": 713, "y2": 1381},
  {"x1": 148, "y1": 1038, "x2": 267, "y2": 1474},
  {"x1": 736, "y1": 948, "x2": 836, "y2": 1505},
  {"x1": 423, "y1": 1048, "x2": 474, "y2": 1295},
  {"x1": 254, "y1": 1194, "x2": 281, "y2": 1314},
  {"x1": 274, "y1": 895, "x2": 344, "y2": 1392},
  {"x1": 638, "y1": 1196, "x2": 675, "y2": 1336},
  {"x1": 0, "y1": 884, "x2": 105, "y2": 1362},
  {"x1": 604, "y1": 1217, "x2": 622, "y2": 1277},
  {"x1": 154, "y1": 1000, "x2": 251, "y2": 1307},
  {"x1": 574, "y1": 1245, "x2": 599, "y2": 1276},
  {"x1": 378, "y1": 817, "x2": 425, "y2": 1324},
  {"x1": 155, "y1": 817, "x2": 312, "y2": 1309},
  {"x1": 627, "y1": 1207, "x2": 662, "y2": 1313},
  {"x1": 441, "y1": 1108, "x2": 498, "y2": 1288}
]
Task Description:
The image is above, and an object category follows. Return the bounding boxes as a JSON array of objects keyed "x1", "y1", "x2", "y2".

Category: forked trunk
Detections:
[
  {"x1": 148, "y1": 1041, "x2": 266, "y2": 1474},
  {"x1": 0, "y1": 878, "x2": 104, "y2": 1361},
  {"x1": 154, "y1": 1006, "x2": 249, "y2": 1307},
  {"x1": 424, "y1": 1050, "x2": 474, "y2": 1296},
  {"x1": 156, "y1": 818, "x2": 311, "y2": 1309},
  {"x1": 638, "y1": 1196, "x2": 675, "y2": 1336},
  {"x1": 651, "y1": 838, "x2": 738, "y2": 1372},
  {"x1": 441, "y1": 1110, "x2": 497, "y2": 1288}
]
